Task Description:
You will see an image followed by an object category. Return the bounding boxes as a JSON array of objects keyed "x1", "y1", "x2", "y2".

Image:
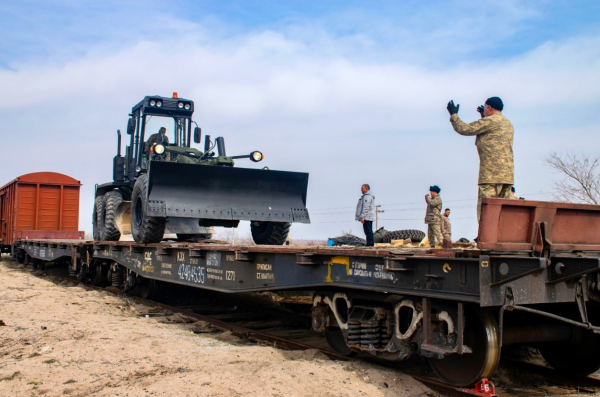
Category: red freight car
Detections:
[{"x1": 0, "y1": 172, "x2": 84, "y2": 252}]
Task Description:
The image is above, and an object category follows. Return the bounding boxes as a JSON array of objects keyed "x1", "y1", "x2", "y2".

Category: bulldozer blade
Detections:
[{"x1": 145, "y1": 161, "x2": 310, "y2": 223}]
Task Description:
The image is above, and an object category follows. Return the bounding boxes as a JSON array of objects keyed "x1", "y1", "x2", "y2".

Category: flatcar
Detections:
[{"x1": 9, "y1": 189, "x2": 600, "y2": 388}]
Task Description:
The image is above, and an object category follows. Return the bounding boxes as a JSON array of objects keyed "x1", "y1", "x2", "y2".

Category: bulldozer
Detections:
[{"x1": 93, "y1": 93, "x2": 310, "y2": 244}]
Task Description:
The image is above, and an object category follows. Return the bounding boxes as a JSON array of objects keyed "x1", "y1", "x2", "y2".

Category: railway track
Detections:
[{"x1": 9, "y1": 258, "x2": 600, "y2": 397}]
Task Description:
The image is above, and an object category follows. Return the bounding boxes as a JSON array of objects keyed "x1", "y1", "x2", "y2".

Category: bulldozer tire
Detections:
[
  {"x1": 101, "y1": 191, "x2": 123, "y2": 241},
  {"x1": 176, "y1": 233, "x2": 212, "y2": 242},
  {"x1": 383, "y1": 229, "x2": 426, "y2": 243},
  {"x1": 131, "y1": 174, "x2": 166, "y2": 243},
  {"x1": 93, "y1": 196, "x2": 104, "y2": 240},
  {"x1": 251, "y1": 221, "x2": 290, "y2": 245}
]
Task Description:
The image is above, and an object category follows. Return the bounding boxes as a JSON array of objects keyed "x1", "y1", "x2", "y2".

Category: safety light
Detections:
[
  {"x1": 150, "y1": 100, "x2": 156, "y2": 106},
  {"x1": 250, "y1": 151, "x2": 264, "y2": 162},
  {"x1": 154, "y1": 144, "x2": 165, "y2": 154},
  {"x1": 178, "y1": 102, "x2": 184, "y2": 109},
  {"x1": 173, "y1": 92, "x2": 178, "y2": 98}
]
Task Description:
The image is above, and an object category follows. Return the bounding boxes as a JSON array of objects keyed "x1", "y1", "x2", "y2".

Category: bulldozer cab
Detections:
[{"x1": 119, "y1": 95, "x2": 196, "y2": 176}]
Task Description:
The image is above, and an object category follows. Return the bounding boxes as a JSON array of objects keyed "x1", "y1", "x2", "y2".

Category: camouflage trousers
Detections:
[
  {"x1": 477, "y1": 184, "x2": 512, "y2": 221},
  {"x1": 442, "y1": 232, "x2": 452, "y2": 243},
  {"x1": 427, "y1": 223, "x2": 443, "y2": 247}
]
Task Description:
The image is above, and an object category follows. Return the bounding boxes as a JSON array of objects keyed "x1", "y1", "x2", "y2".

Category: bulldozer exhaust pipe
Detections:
[
  {"x1": 216, "y1": 137, "x2": 226, "y2": 156},
  {"x1": 204, "y1": 135, "x2": 211, "y2": 153}
]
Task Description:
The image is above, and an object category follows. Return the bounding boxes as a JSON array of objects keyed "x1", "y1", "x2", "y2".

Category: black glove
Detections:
[
  {"x1": 447, "y1": 100, "x2": 459, "y2": 115},
  {"x1": 477, "y1": 105, "x2": 484, "y2": 118}
]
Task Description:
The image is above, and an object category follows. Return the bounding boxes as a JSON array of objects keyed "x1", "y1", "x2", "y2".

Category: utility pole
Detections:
[{"x1": 375, "y1": 205, "x2": 384, "y2": 229}]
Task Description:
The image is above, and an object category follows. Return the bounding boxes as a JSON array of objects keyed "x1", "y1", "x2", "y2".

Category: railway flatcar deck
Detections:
[{"x1": 10, "y1": 197, "x2": 600, "y2": 389}]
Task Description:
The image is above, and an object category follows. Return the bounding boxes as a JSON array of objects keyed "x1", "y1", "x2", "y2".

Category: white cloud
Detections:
[{"x1": 1, "y1": 18, "x2": 599, "y2": 241}]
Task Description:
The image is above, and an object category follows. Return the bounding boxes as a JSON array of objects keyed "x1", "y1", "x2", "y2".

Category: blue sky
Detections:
[
  {"x1": 2, "y1": 0, "x2": 599, "y2": 67},
  {"x1": 1, "y1": 1, "x2": 599, "y2": 241}
]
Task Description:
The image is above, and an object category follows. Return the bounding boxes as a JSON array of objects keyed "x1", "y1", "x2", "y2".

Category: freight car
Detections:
[
  {"x1": 0, "y1": 172, "x2": 83, "y2": 253},
  {"x1": 9, "y1": 196, "x2": 600, "y2": 388}
]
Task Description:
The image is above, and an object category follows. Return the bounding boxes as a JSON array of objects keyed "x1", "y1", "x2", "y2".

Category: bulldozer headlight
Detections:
[
  {"x1": 154, "y1": 144, "x2": 165, "y2": 155},
  {"x1": 184, "y1": 103, "x2": 191, "y2": 110},
  {"x1": 178, "y1": 102, "x2": 184, "y2": 109},
  {"x1": 156, "y1": 101, "x2": 162, "y2": 107},
  {"x1": 250, "y1": 151, "x2": 264, "y2": 162},
  {"x1": 150, "y1": 100, "x2": 156, "y2": 106}
]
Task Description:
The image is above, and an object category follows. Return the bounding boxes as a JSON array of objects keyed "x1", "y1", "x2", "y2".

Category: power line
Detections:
[
  {"x1": 310, "y1": 204, "x2": 474, "y2": 217},
  {"x1": 308, "y1": 191, "x2": 549, "y2": 212},
  {"x1": 380, "y1": 217, "x2": 476, "y2": 221},
  {"x1": 312, "y1": 216, "x2": 476, "y2": 224},
  {"x1": 312, "y1": 220, "x2": 356, "y2": 224}
]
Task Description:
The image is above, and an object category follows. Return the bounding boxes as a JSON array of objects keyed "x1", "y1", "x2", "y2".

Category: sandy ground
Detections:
[{"x1": 0, "y1": 258, "x2": 433, "y2": 397}]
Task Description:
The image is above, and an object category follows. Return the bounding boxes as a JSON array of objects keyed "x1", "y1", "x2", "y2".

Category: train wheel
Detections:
[
  {"x1": 88, "y1": 264, "x2": 106, "y2": 286},
  {"x1": 77, "y1": 265, "x2": 87, "y2": 282},
  {"x1": 324, "y1": 327, "x2": 357, "y2": 357},
  {"x1": 138, "y1": 277, "x2": 156, "y2": 300},
  {"x1": 428, "y1": 307, "x2": 500, "y2": 387},
  {"x1": 539, "y1": 327, "x2": 600, "y2": 376}
]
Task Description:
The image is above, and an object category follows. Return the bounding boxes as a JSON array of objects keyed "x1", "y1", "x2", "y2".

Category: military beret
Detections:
[
  {"x1": 485, "y1": 97, "x2": 504, "y2": 111},
  {"x1": 429, "y1": 185, "x2": 441, "y2": 193}
]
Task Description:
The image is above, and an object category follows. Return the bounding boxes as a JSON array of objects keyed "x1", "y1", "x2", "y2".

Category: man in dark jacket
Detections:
[{"x1": 355, "y1": 184, "x2": 375, "y2": 247}]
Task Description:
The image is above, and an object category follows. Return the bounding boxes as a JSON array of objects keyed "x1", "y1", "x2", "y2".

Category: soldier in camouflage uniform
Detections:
[
  {"x1": 144, "y1": 127, "x2": 169, "y2": 153},
  {"x1": 447, "y1": 97, "x2": 514, "y2": 221},
  {"x1": 441, "y1": 208, "x2": 452, "y2": 243},
  {"x1": 424, "y1": 185, "x2": 443, "y2": 247}
]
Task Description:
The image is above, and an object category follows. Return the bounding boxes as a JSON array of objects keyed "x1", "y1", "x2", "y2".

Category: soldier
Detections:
[
  {"x1": 441, "y1": 208, "x2": 452, "y2": 243},
  {"x1": 424, "y1": 185, "x2": 443, "y2": 247},
  {"x1": 508, "y1": 186, "x2": 516, "y2": 199},
  {"x1": 447, "y1": 97, "x2": 514, "y2": 221},
  {"x1": 355, "y1": 184, "x2": 375, "y2": 247},
  {"x1": 144, "y1": 127, "x2": 169, "y2": 153}
]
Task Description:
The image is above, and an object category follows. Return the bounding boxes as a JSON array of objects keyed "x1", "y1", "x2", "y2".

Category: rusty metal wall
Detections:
[
  {"x1": 478, "y1": 198, "x2": 600, "y2": 252},
  {"x1": 0, "y1": 172, "x2": 82, "y2": 248}
]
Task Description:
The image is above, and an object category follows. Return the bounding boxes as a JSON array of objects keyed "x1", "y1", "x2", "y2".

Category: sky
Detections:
[{"x1": 1, "y1": 0, "x2": 599, "y2": 241}]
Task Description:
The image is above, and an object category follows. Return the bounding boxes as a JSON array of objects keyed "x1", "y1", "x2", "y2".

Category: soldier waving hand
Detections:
[{"x1": 447, "y1": 97, "x2": 514, "y2": 221}]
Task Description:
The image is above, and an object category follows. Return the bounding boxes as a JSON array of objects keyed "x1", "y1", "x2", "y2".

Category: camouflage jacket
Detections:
[
  {"x1": 441, "y1": 215, "x2": 451, "y2": 236},
  {"x1": 144, "y1": 132, "x2": 169, "y2": 153},
  {"x1": 424, "y1": 195, "x2": 442, "y2": 225},
  {"x1": 450, "y1": 112, "x2": 514, "y2": 184}
]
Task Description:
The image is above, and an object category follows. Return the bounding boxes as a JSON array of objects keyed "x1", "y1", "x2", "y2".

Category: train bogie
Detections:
[{"x1": 8, "y1": 196, "x2": 600, "y2": 388}]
